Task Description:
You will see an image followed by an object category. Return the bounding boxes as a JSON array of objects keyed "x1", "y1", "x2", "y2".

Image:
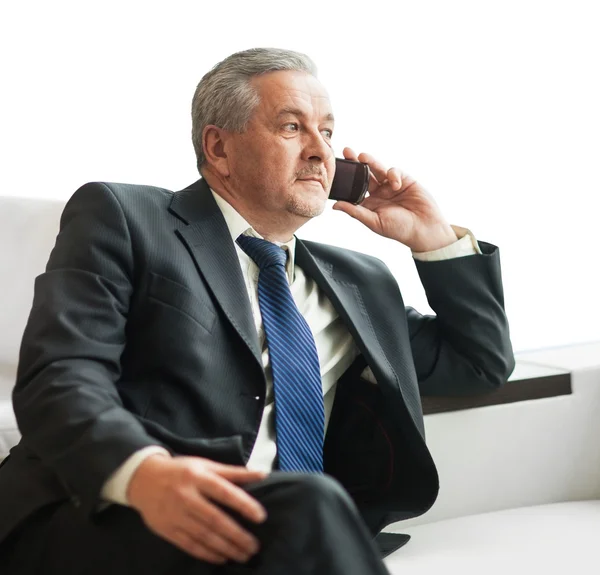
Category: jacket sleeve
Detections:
[
  {"x1": 408, "y1": 242, "x2": 515, "y2": 396},
  {"x1": 12, "y1": 182, "x2": 167, "y2": 518}
]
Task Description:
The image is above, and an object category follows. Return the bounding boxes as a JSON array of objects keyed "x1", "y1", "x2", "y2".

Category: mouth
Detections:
[{"x1": 298, "y1": 177, "x2": 325, "y2": 187}]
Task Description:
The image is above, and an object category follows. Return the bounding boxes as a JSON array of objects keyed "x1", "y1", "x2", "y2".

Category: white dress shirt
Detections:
[{"x1": 101, "y1": 191, "x2": 480, "y2": 505}]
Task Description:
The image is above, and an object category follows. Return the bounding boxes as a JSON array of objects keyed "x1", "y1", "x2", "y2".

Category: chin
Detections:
[{"x1": 287, "y1": 195, "x2": 327, "y2": 219}]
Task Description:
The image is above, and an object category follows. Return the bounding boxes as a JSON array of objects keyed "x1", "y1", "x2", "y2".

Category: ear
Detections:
[{"x1": 203, "y1": 125, "x2": 230, "y2": 177}]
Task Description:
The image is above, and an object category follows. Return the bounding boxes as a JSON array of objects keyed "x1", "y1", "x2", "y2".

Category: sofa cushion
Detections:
[
  {"x1": 0, "y1": 364, "x2": 17, "y2": 399},
  {"x1": 384, "y1": 501, "x2": 600, "y2": 574},
  {"x1": 0, "y1": 399, "x2": 19, "y2": 460},
  {"x1": 0, "y1": 197, "x2": 64, "y2": 368}
]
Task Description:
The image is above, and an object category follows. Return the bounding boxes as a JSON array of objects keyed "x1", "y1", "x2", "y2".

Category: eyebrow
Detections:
[{"x1": 276, "y1": 107, "x2": 335, "y2": 123}]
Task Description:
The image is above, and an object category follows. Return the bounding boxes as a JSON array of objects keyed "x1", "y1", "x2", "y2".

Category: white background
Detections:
[{"x1": 1, "y1": 0, "x2": 598, "y2": 352}]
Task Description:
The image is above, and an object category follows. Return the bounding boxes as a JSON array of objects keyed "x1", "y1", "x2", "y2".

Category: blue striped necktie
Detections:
[{"x1": 237, "y1": 234, "x2": 325, "y2": 473}]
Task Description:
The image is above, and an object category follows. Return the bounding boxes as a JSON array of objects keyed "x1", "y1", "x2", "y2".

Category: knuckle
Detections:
[
  {"x1": 210, "y1": 481, "x2": 235, "y2": 504},
  {"x1": 192, "y1": 515, "x2": 251, "y2": 556},
  {"x1": 192, "y1": 545, "x2": 224, "y2": 563},
  {"x1": 203, "y1": 509, "x2": 222, "y2": 530},
  {"x1": 181, "y1": 465, "x2": 201, "y2": 483},
  {"x1": 177, "y1": 532, "x2": 224, "y2": 563},
  {"x1": 171, "y1": 486, "x2": 197, "y2": 511},
  {"x1": 204, "y1": 531, "x2": 229, "y2": 552},
  {"x1": 220, "y1": 520, "x2": 256, "y2": 549},
  {"x1": 170, "y1": 482, "x2": 188, "y2": 500},
  {"x1": 198, "y1": 532, "x2": 242, "y2": 561},
  {"x1": 217, "y1": 518, "x2": 243, "y2": 541},
  {"x1": 188, "y1": 518, "x2": 209, "y2": 539},
  {"x1": 207, "y1": 510, "x2": 237, "y2": 539}
]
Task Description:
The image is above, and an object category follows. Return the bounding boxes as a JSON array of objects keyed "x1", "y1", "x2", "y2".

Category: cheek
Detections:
[
  {"x1": 325, "y1": 156, "x2": 336, "y2": 186},
  {"x1": 230, "y1": 141, "x2": 268, "y2": 182},
  {"x1": 232, "y1": 135, "x2": 301, "y2": 186},
  {"x1": 266, "y1": 144, "x2": 299, "y2": 179}
]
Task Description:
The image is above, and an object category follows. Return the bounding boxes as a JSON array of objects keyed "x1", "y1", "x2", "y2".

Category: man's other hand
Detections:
[{"x1": 127, "y1": 454, "x2": 268, "y2": 565}]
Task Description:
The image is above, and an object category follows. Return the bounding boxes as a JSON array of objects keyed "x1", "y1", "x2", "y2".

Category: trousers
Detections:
[{"x1": 0, "y1": 471, "x2": 392, "y2": 575}]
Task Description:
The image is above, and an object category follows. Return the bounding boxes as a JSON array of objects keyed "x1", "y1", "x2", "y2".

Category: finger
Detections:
[
  {"x1": 171, "y1": 528, "x2": 228, "y2": 564},
  {"x1": 184, "y1": 497, "x2": 260, "y2": 555},
  {"x1": 385, "y1": 167, "x2": 403, "y2": 191},
  {"x1": 367, "y1": 166, "x2": 381, "y2": 194},
  {"x1": 198, "y1": 473, "x2": 267, "y2": 524},
  {"x1": 332, "y1": 201, "x2": 380, "y2": 230},
  {"x1": 354, "y1": 151, "x2": 390, "y2": 193},
  {"x1": 209, "y1": 463, "x2": 268, "y2": 485},
  {"x1": 342, "y1": 146, "x2": 359, "y2": 161},
  {"x1": 342, "y1": 148, "x2": 379, "y2": 193},
  {"x1": 180, "y1": 515, "x2": 256, "y2": 563},
  {"x1": 356, "y1": 152, "x2": 390, "y2": 184}
]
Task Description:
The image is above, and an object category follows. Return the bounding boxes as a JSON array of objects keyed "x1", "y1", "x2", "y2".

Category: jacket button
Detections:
[{"x1": 71, "y1": 495, "x2": 81, "y2": 508}]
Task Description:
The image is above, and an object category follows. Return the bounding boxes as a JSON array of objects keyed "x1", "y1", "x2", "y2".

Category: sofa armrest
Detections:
[{"x1": 403, "y1": 343, "x2": 600, "y2": 527}]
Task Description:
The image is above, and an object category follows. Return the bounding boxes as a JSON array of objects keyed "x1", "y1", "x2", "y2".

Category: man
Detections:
[{"x1": 0, "y1": 48, "x2": 514, "y2": 574}]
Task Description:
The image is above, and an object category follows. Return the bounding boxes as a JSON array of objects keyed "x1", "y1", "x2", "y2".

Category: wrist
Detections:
[
  {"x1": 410, "y1": 223, "x2": 458, "y2": 253},
  {"x1": 127, "y1": 452, "x2": 171, "y2": 511}
]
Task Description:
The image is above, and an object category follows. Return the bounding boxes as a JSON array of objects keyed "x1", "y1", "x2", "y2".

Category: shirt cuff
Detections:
[
  {"x1": 100, "y1": 445, "x2": 171, "y2": 506},
  {"x1": 412, "y1": 225, "x2": 481, "y2": 261}
]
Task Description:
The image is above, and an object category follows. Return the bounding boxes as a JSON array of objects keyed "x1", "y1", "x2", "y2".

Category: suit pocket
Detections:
[
  {"x1": 147, "y1": 273, "x2": 216, "y2": 333},
  {"x1": 135, "y1": 415, "x2": 246, "y2": 465}
]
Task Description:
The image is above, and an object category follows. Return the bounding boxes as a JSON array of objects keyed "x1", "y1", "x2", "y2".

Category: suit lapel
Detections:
[
  {"x1": 168, "y1": 180, "x2": 262, "y2": 369},
  {"x1": 296, "y1": 239, "x2": 425, "y2": 436},
  {"x1": 295, "y1": 239, "x2": 393, "y2": 388}
]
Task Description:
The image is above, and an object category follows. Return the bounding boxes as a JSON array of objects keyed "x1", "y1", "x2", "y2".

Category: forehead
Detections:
[{"x1": 251, "y1": 70, "x2": 333, "y2": 119}]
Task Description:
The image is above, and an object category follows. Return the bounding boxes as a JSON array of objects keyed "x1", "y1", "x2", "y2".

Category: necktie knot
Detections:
[{"x1": 237, "y1": 235, "x2": 287, "y2": 270}]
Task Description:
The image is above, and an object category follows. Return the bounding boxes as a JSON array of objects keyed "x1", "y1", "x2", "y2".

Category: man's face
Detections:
[{"x1": 225, "y1": 70, "x2": 336, "y2": 221}]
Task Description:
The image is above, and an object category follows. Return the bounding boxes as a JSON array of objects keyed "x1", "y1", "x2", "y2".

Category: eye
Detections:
[
  {"x1": 321, "y1": 128, "x2": 333, "y2": 139},
  {"x1": 283, "y1": 122, "x2": 299, "y2": 132}
]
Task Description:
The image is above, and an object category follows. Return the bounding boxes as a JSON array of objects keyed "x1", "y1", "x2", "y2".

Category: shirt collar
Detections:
[{"x1": 210, "y1": 189, "x2": 296, "y2": 280}]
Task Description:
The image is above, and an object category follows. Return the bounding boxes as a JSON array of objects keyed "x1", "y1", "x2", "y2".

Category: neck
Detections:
[{"x1": 201, "y1": 166, "x2": 307, "y2": 243}]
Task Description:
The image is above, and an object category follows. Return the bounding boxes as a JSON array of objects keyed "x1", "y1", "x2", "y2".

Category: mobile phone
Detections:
[{"x1": 328, "y1": 158, "x2": 370, "y2": 204}]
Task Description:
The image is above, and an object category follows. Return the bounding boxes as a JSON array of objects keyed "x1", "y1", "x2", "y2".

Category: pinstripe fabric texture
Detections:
[{"x1": 237, "y1": 234, "x2": 325, "y2": 473}]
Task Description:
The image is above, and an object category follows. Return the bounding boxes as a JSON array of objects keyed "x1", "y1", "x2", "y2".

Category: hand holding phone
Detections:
[
  {"x1": 332, "y1": 147, "x2": 458, "y2": 252},
  {"x1": 328, "y1": 158, "x2": 370, "y2": 205}
]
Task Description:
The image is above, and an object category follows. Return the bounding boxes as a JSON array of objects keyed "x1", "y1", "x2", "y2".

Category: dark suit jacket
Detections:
[{"x1": 0, "y1": 179, "x2": 514, "y2": 545}]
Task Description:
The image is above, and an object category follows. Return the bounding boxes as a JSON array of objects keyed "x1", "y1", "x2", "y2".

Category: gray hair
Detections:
[{"x1": 191, "y1": 48, "x2": 318, "y2": 172}]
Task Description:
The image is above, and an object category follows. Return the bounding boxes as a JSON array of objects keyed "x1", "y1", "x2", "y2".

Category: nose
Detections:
[{"x1": 302, "y1": 128, "x2": 333, "y2": 165}]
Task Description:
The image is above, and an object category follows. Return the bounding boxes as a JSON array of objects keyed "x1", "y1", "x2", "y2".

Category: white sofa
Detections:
[
  {"x1": 0, "y1": 197, "x2": 65, "y2": 458},
  {"x1": 384, "y1": 344, "x2": 600, "y2": 573},
  {"x1": 1, "y1": 196, "x2": 599, "y2": 573}
]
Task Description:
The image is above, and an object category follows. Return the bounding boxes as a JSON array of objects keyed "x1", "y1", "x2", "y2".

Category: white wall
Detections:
[{"x1": 1, "y1": 0, "x2": 598, "y2": 351}]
